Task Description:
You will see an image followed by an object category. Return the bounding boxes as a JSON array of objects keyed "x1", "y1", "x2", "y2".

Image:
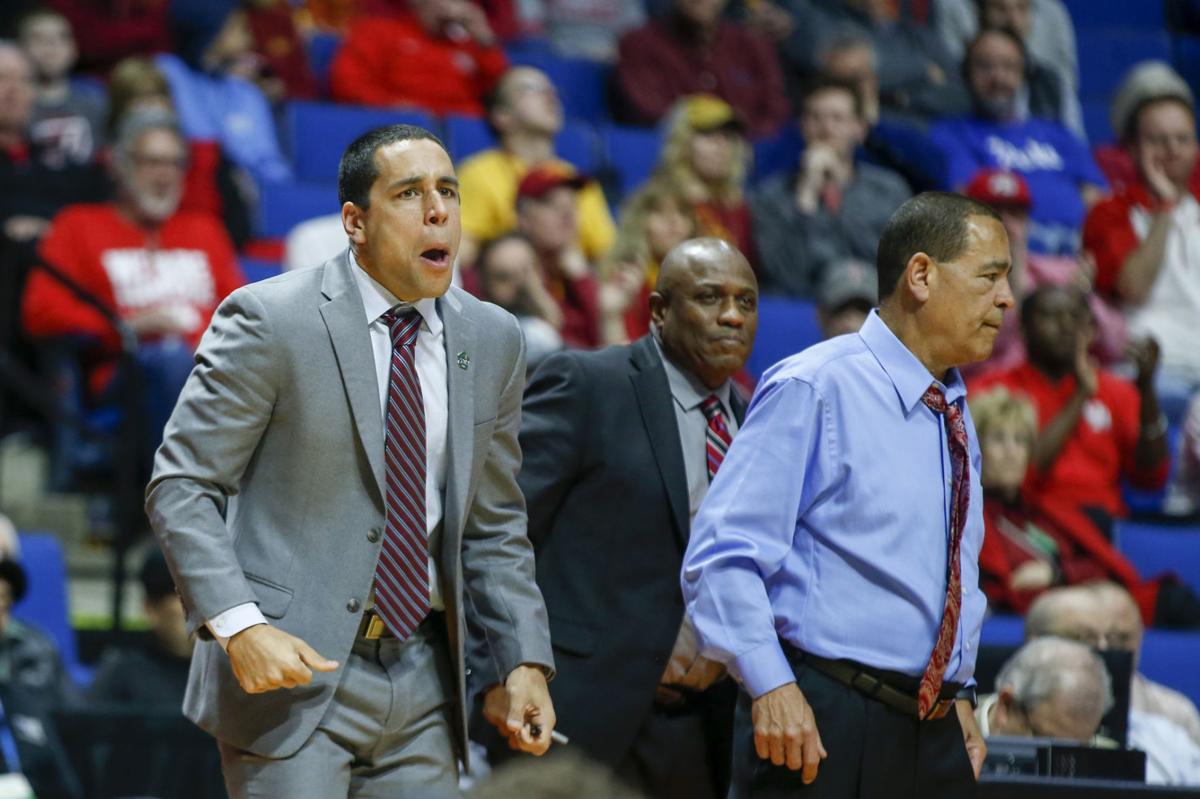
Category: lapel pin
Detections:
[{"x1": 457, "y1": 351, "x2": 470, "y2": 370}]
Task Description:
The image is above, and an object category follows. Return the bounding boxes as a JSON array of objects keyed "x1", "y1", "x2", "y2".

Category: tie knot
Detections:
[
  {"x1": 382, "y1": 308, "x2": 421, "y2": 348},
  {"x1": 921, "y1": 385, "x2": 948, "y2": 415},
  {"x1": 701, "y1": 395, "x2": 724, "y2": 421}
]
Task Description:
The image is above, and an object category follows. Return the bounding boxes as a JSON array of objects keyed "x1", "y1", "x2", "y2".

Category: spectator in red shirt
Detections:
[
  {"x1": 330, "y1": 0, "x2": 507, "y2": 115},
  {"x1": 43, "y1": 0, "x2": 171, "y2": 75},
  {"x1": 614, "y1": 0, "x2": 788, "y2": 136},
  {"x1": 515, "y1": 165, "x2": 601, "y2": 348},
  {"x1": 22, "y1": 110, "x2": 244, "y2": 455},
  {"x1": 971, "y1": 285, "x2": 1169, "y2": 526},
  {"x1": 1082, "y1": 77, "x2": 1200, "y2": 423},
  {"x1": 971, "y1": 386, "x2": 1200, "y2": 628}
]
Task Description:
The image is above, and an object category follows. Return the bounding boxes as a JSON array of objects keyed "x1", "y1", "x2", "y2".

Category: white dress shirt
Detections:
[{"x1": 208, "y1": 253, "x2": 450, "y2": 645}]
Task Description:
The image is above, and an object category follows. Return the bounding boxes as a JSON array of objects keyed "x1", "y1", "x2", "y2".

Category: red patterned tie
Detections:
[
  {"x1": 917, "y1": 385, "x2": 970, "y2": 718},
  {"x1": 374, "y1": 308, "x2": 429, "y2": 640},
  {"x1": 701, "y1": 395, "x2": 731, "y2": 481}
]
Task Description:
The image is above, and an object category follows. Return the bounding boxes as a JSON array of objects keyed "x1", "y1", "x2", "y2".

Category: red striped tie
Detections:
[
  {"x1": 375, "y1": 308, "x2": 429, "y2": 640},
  {"x1": 701, "y1": 395, "x2": 731, "y2": 481},
  {"x1": 917, "y1": 385, "x2": 970, "y2": 718}
]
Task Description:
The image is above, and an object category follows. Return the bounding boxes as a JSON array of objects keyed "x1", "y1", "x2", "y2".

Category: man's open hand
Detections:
[
  {"x1": 226, "y1": 624, "x2": 338, "y2": 694},
  {"x1": 751, "y1": 682, "x2": 827, "y2": 783},
  {"x1": 483, "y1": 664, "x2": 556, "y2": 755}
]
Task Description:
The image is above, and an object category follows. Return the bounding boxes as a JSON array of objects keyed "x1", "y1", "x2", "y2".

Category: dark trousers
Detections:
[
  {"x1": 614, "y1": 680, "x2": 736, "y2": 799},
  {"x1": 730, "y1": 660, "x2": 977, "y2": 799}
]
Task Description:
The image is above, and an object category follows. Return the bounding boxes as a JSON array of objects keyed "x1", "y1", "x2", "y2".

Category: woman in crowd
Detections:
[
  {"x1": 597, "y1": 178, "x2": 696, "y2": 345},
  {"x1": 973, "y1": 387, "x2": 1200, "y2": 628},
  {"x1": 650, "y1": 94, "x2": 754, "y2": 268}
]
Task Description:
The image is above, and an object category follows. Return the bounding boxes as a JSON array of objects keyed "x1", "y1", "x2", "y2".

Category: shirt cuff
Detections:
[
  {"x1": 731, "y1": 640, "x2": 797, "y2": 699},
  {"x1": 207, "y1": 602, "x2": 268, "y2": 651}
]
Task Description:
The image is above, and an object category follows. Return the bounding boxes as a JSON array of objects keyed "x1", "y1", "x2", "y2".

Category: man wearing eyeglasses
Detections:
[{"x1": 21, "y1": 107, "x2": 244, "y2": 459}]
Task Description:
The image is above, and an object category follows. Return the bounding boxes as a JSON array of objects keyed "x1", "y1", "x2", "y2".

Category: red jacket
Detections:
[
  {"x1": 330, "y1": 13, "x2": 507, "y2": 115},
  {"x1": 22, "y1": 204, "x2": 244, "y2": 393},
  {"x1": 981, "y1": 494, "x2": 1160, "y2": 622}
]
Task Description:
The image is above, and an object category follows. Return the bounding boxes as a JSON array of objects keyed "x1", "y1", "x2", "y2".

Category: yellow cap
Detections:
[{"x1": 681, "y1": 94, "x2": 743, "y2": 133}]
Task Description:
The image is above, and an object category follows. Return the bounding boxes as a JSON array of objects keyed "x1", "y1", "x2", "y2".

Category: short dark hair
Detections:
[
  {"x1": 801, "y1": 76, "x2": 865, "y2": 120},
  {"x1": 963, "y1": 26, "x2": 1027, "y2": 81},
  {"x1": 475, "y1": 231, "x2": 533, "y2": 274},
  {"x1": 876, "y1": 192, "x2": 1002, "y2": 300},
  {"x1": 1128, "y1": 95, "x2": 1195, "y2": 143},
  {"x1": 139, "y1": 548, "x2": 176, "y2": 602},
  {"x1": 337, "y1": 124, "x2": 448, "y2": 209}
]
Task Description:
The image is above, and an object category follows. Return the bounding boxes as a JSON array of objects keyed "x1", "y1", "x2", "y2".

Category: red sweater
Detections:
[
  {"x1": 981, "y1": 493, "x2": 1159, "y2": 621},
  {"x1": 22, "y1": 204, "x2": 244, "y2": 393},
  {"x1": 330, "y1": 13, "x2": 508, "y2": 115},
  {"x1": 971, "y1": 363, "x2": 1169, "y2": 518}
]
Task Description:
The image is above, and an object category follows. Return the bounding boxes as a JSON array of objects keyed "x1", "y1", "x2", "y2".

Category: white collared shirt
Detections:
[{"x1": 208, "y1": 252, "x2": 450, "y2": 645}]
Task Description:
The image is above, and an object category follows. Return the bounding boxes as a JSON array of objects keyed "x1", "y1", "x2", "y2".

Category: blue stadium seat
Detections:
[
  {"x1": 752, "y1": 126, "x2": 802, "y2": 185},
  {"x1": 1077, "y1": 30, "x2": 1172, "y2": 100},
  {"x1": 258, "y1": 180, "x2": 339, "y2": 239},
  {"x1": 504, "y1": 45, "x2": 611, "y2": 124},
  {"x1": 1083, "y1": 98, "x2": 1115, "y2": 145},
  {"x1": 1141, "y1": 629, "x2": 1200, "y2": 706},
  {"x1": 285, "y1": 101, "x2": 436, "y2": 182},
  {"x1": 602, "y1": 124, "x2": 663, "y2": 199},
  {"x1": 1174, "y1": 35, "x2": 1200, "y2": 96},
  {"x1": 1116, "y1": 520, "x2": 1200, "y2": 594},
  {"x1": 744, "y1": 297, "x2": 822, "y2": 379},
  {"x1": 445, "y1": 115, "x2": 601, "y2": 175},
  {"x1": 239, "y1": 257, "x2": 284, "y2": 284},
  {"x1": 306, "y1": 32, "x2": 343, "y2": 96},
  {"x1": 1063, "y1": 0, "x2": 1165, "y2": 30},
  {"x1": 979, "y1": 613, "x2": 1026, "y2": 647},
  {"x1": 12, "y1": 532, "x2": 90, "y2": 686}
]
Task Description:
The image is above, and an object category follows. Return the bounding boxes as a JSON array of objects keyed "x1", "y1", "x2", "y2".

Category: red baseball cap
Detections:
[
  {"x1": 964, "y1": 168, "x2": 1032, "y2": 210},
  {"x1": 516, "y1": 164, "x2": 588, "y2": 201}
]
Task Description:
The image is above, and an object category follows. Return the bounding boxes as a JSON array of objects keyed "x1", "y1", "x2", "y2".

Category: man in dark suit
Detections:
[{"x1": 489, "y1": 237, "x2": 758, "y2": 797}]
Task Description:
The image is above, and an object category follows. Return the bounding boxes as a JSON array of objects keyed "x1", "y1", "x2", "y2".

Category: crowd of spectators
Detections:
[{"x1": 1, "y1": 0, "x2": 1200, "y2": 795}]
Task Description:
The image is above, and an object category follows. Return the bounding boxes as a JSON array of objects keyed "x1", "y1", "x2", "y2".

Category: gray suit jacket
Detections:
[{"x1": 145, "y1": 251, "x2": 553, "y2": 760}]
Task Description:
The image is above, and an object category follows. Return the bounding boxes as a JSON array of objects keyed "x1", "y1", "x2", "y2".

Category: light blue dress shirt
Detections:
[{"x1": 681, "y1": 310, "x2": 986, "y2": 700}]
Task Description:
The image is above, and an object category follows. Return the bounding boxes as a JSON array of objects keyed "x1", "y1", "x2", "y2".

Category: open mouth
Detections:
[{"x1": 420, "y1": 248, "x2": 451, "y2": 268}]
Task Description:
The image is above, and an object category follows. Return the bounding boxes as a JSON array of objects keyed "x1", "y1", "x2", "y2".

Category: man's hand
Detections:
[
  {"x1": 483, "y1": 664, "x2": 556, "y2": 756},
  {"x1": 1127, "y1": 336, "x2": 1161, "y2": 391},
  {"x1": 3, "y1": 215, "x2": 50, "y2": 243},
  {"x1": 956, "y1": 698, "x2": 986, "y2": 779},
  {"x1": 1009, "y1": 559, "x2": 1054, "y2": 592},
  {"x1": 1073, "y1": 331, "x2": 1099, "y2": 398},
  {"x1": 751, "y1": 682, "x2": 827, "y2": 783},
  {"x1": 1139, "y1": 153, "x2": 1181, "y2": 206},
  {"x1": 226, "y1": 624, "x2": 339, "y2": 694}
]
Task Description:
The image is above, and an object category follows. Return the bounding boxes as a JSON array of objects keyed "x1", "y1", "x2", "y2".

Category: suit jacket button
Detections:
[
  {"x1": 367, "y1": 528, "x2": 381, "y2": 543},
  {"x1": 347, "y1": 598, "x2": 360, "y2": 613}
]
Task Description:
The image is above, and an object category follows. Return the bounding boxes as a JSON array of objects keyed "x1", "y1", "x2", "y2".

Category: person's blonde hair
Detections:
[
  {"x1": 652, "y1": 98, "x2": 749, "y2": 208},
  {"x1": 106, "y1": 57, "x2": 172, "y2": 137},
  {"x1": 970, "y1": 387, "x2": 1038, "y2": 446},
  {"x1": 598, "y1": 178, "x2": 697, "y2": 282}
]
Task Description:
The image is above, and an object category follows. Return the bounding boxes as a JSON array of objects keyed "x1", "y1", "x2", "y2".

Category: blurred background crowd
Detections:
[{"x1": 2, "y1": 0, "x2": 1200, "y2": 796}]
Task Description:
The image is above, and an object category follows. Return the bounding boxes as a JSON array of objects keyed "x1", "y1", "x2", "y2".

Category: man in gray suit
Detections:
[{"x1": 146, "y1": 124, "x2": 557, "y2": 796}]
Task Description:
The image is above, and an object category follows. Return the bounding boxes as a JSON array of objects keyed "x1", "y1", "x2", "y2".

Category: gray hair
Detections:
[
  {"x1": 112, "y1": 108, "x2": 186, "y2": 171},
  {"x1": 996, "y1": 637, "x2": 1114, "y2": 721},
  {"x1": 816, "y1": 31, "x2": 877, "y2": 72}
]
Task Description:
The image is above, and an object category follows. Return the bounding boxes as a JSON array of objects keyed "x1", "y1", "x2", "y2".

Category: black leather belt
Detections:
[{"x1": 801, "y1": 652, "x2": 960, "y2": 721}]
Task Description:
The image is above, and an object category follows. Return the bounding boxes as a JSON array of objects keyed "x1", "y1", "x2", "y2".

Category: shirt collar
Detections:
[
  {"x1": 652, "y1": 329, "x2": 733, "y2": 414},
  {"x1": 858, "y1": 309, "x2": 966, "y2": 414},
  {"x1": 350, "y1": 251, "x2": 443, "y2": 337}
]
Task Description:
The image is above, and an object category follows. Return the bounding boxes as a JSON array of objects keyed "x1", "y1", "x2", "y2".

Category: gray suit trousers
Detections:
[{"x1": 219, "y1": 619, "x2": 459, "y2": 798}]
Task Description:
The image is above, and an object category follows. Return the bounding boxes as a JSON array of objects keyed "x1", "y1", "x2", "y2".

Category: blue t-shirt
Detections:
[{"x1": 930, "y1": 115, "x2": 1106, "y2": 255}]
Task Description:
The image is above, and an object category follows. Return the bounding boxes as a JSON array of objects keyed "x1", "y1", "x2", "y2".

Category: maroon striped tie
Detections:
[
  {"x1": 917, "y1": 385, "x2": 970, "y2": 718},
  {"x1": 701, "y1": 395, "x2": 731, "y2": 481},
  {"x1": 375, "y1": 308, "x2": 429, "y2": 640}
]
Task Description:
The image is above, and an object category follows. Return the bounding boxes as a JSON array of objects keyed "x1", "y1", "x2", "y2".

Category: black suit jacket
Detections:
[{"x1": 518, "y1": 335, "x2": 746, "y2": 766}]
